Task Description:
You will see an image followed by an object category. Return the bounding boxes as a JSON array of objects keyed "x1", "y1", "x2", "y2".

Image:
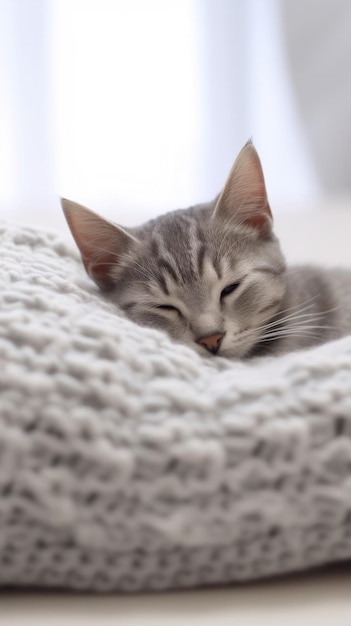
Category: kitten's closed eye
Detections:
[
  {"x1": 220, "y1": 282, "x2": 240, "y2": 298},
  {"x1": 155, "y1": 304, "x2": 180, "y2": 313}
]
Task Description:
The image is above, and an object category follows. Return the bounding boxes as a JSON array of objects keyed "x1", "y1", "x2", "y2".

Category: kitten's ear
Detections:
[
  {"x1": 213, "y1": 141, "x2": 272, "y2": 235},
  {"x1": 61, "y1": 198, "x2": 138, "y2": 290}
]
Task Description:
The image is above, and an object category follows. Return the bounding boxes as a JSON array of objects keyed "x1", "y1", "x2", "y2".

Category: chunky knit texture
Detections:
[{"x1": 1, "y1": 221, "x2": 351, "y2": 592}]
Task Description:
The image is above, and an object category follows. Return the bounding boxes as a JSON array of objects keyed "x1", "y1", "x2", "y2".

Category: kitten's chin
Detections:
[
  {"x1": 190, "y1": 340, "x2": 252, "y2": 360},
  {"x1": 218, "y1": 346, "x2": 251, "y2": 359},
  {"x1": 217, "y1": 335, "x2": 259, "y2": 359}
]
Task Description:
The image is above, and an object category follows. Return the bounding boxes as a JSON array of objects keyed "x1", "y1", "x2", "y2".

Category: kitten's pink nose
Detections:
[{"x1": 196, "y1": 332, "x2": 225, "y2": 354}]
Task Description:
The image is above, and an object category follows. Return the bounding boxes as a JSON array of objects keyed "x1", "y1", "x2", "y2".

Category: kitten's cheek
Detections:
[
  {"x1": 125, "y1": 311, "x2": 172, "y2": 333},
  {"x1": 219, "y1": 328, "x2": 258, "y2": 359}
]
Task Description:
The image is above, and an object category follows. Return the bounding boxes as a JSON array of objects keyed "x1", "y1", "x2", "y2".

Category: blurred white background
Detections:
[{"x1": 0, "y1": 0, "x2": 326, "y2": 232}]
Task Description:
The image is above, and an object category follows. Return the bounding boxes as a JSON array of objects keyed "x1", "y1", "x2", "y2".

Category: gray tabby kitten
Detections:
[{"x1": 62, "y1": 142, "x2": 351, "y2": 358}]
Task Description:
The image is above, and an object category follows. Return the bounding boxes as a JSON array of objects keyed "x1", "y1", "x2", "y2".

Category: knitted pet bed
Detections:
[{"x1": 1, "y1": 221, "x2": 351, "y2": 592}]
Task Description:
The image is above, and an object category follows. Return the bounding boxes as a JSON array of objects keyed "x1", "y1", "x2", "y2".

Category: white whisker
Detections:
[{"x1": 256, "y1": 308, "x2": 339, "y2": 334}]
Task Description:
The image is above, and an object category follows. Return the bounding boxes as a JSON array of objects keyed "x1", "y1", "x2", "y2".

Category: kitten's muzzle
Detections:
[{"x1": 196, "y1": 331, "x2": 225, "y2": 355}]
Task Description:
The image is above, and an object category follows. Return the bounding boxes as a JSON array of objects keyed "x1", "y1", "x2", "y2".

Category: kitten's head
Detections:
[{"x1": 62, "y1": 142, "x2": 286, "y2": 358}]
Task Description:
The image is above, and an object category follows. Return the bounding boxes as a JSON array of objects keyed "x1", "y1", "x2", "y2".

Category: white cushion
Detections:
[{"x1": 1, "y1": 221, "x2": 351, "y2": 591}]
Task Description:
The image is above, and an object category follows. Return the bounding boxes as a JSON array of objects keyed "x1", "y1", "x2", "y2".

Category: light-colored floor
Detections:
[{"x1": 2, "y1": 566, "x2": 351, "y2": 626}]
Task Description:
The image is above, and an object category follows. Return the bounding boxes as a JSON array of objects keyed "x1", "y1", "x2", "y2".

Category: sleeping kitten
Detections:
[{"x1": 61, "y1": 141, "x2": 351, "y2": 358}]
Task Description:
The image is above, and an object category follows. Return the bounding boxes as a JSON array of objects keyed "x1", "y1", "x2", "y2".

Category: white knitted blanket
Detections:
[{"x1": 1, "y1": 221, "x2": 351, "y2": 592}]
